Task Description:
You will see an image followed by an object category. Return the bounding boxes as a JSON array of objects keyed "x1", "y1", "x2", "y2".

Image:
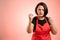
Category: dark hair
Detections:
[{"x1": 35, "y1": 2, "x2": 48, "y2": 17}]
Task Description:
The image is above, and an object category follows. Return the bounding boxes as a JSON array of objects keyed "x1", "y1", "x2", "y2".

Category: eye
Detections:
[{"x1": 38, "y1": 9, "x2": 41, "y2": 10}]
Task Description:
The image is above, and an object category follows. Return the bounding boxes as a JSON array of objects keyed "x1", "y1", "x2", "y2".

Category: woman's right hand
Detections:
[
  {"x1": 27, "y1": 14, "x2": 34, "y2": 33},
  {"x1": 28, "y1": 13, "x2": 34, "y2": 22}
]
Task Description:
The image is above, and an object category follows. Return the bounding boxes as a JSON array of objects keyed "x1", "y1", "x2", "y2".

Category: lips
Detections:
[{"x1": 39, "y1": 13, "x2": 42, "y2": 15}]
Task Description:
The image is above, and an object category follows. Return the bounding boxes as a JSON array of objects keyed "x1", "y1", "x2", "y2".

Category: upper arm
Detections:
[{"x1": 32, "y1": 17, "x2": 36, "y2": 24}]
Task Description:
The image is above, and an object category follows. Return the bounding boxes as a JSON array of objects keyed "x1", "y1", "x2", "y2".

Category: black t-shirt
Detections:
[{"x1": 32, "y1": 16, "x2": 51, "y2": 32}]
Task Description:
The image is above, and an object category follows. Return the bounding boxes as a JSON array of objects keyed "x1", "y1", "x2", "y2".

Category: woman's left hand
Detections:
[{"x1": 48, "y1": 17, "x2": 54, "y2": 25}]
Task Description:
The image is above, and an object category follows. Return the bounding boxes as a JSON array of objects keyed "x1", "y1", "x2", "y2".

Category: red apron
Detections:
[{"x1": 32, "y1": 17, "x2": 51, "y2": 40}]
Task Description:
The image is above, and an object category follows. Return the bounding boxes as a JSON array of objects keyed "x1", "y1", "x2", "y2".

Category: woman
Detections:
[{"x1": 27, "y1": 2, "x2": 57, "y2": 40}]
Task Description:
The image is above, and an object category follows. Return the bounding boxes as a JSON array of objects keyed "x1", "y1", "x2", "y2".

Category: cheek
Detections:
[
  {"x1": 41, "y1": 10, "x2": 44, "y2": 13},
  {"x1": 42, "y1": 11, "x2": 44, "y2": 15}
]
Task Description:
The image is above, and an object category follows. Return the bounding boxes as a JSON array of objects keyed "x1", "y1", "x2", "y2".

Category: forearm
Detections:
[
  {"x1": 27, "y1": 20, "x2": 34, "y2": 33},
  {"x1": 48, "y1": 17, "x2": 57, "y2": 35},
  {"x1": 50, "y1": 22, "x2": 57, "y2": 35}
]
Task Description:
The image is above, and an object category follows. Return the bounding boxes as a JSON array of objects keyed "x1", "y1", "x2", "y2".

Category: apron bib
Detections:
[{"x1": 32, "y1": 17, "x2": 51, "y2": 40}]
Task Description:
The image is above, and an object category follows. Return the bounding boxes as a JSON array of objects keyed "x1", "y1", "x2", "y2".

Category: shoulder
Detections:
[
  {"x1": 32, "y1": 16, "x2": 36, "y2": 23},
  {"x1": 47, "y1": 17, "x2": 53, "y2": 23},
  {"x1": 45, "y1": 17, "x2": 52, "y2": 20},
  {"x1": 45, "y1": 17, "x2": 53, "y2": 25},
  {"x1": 33, "y1": 16, "x2": 37, "y2": 20}
]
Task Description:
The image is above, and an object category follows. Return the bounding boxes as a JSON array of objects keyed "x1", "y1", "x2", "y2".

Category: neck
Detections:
[{"x1": 38, "y1": 16, "x2": 45, "y2": 20}]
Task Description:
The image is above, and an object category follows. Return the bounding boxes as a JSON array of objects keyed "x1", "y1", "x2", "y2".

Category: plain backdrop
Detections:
[{"x1": 0, "y1": 0, "x2": 60, "y2": 40}]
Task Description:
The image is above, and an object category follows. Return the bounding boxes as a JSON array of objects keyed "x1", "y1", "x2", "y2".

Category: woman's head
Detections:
[{"x1": 35, "y1": 2, "x2": 48, "y2": 17}]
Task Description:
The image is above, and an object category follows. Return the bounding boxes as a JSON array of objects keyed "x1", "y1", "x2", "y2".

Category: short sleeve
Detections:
[{"x1": 32, "y1": 17, "x2": 36, "y2": 25}]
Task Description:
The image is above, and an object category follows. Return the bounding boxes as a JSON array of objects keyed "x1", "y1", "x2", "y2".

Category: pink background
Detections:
[{"x1": 0, "y1": 0, "x2": 60, "y2": 40}]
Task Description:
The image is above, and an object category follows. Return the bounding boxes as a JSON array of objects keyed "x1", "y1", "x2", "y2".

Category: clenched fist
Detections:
[{"x1": 28, "y1": 14, "x2": 34, "y2": 22}]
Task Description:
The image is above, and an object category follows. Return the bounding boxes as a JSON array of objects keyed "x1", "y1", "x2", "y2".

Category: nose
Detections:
[{"x1": 39, "y1": 10, "x2": 43, "y2": 13}]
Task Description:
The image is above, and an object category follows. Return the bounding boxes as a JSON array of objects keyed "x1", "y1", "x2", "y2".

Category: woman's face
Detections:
[{"x1": 37, "y1": 5, "x2": 44, "y2": 17}]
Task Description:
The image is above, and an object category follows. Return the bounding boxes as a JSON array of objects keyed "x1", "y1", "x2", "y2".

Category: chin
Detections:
[
  {"x1": 37, "y1": 14, "x2": 44, "y2": 17},
  {"x1": 38, "y1": 15, "x2": 43, "y2": 17}
]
